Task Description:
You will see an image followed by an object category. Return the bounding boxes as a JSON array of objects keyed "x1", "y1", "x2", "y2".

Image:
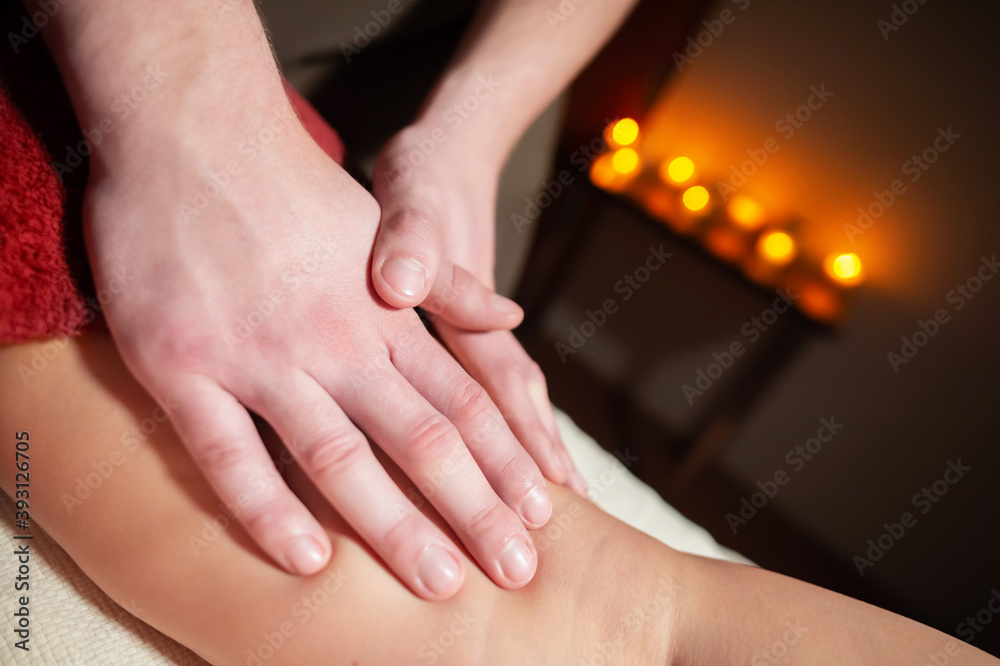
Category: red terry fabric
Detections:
[{"x1": 0, "y1": 2, "x2": 345, "y2": 345}]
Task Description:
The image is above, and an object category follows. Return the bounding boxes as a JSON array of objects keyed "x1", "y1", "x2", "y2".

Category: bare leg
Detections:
[
  {"x1": 0, "y1": 333, "x2": 995, "y2": 665},
  {"x1": 0, "y1": 333, "x2": 672, "y2": 665}
]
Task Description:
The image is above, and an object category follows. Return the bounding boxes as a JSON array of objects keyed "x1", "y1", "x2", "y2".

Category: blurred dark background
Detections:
[{"x1": 260, "y1": 0, "x2": 1000, "y2": 655}]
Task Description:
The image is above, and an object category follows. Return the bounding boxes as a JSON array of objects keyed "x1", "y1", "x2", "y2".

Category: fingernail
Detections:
[
  {"x1": 285, "y1": 535, "x2": 327, "y2": 575},
  {"x1": 418, "y1": 544, "x2": 462, "y2": 597},
  {"x1": 381, "y1": 257, "x2": 426, "y2": 298},
  {"x1": 521, "y1": 485, "x2": 552, "y2": 526},
  {"x1": 499, "y1": 537, "x2": 536, "y2": 584},
  {"x1": 490, "y1": 293, "x2": 522, "y2": 317}
]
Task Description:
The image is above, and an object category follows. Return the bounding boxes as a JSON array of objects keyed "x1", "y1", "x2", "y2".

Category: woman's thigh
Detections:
[
  {"x1": 1, "y1": 333, "x2": 526, "y2": 665},
  {"x1": 1, "y1": 332, "x2": 668, "y2": 665}
]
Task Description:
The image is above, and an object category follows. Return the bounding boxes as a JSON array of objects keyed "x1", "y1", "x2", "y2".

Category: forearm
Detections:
[
  {"x1": 29, "y1": 0, "x2": 288, "y2": 164},
  {"x1": 413, "y1": 0, "x2": 639, "y2": 173},
  {"x1": 673, "y1": 555, "x2": 994, "y2": 665}
]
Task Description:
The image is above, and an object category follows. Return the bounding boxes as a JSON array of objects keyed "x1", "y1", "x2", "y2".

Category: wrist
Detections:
[
  {"x1": 378, "y1": 123, "x2": 502, "y2": 197},
  {"x1": 409, "y1": 67, "x2": 519, "y2": 176}
]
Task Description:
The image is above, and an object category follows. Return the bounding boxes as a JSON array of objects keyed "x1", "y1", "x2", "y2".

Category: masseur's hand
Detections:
[
  {"x1": 371, "y1": 129, "x2": 588, "y2": 496},
  {"x1": 366, "y1": 0, "x2": 643, "y2": 498},
  {"x1": 44, "y1": 0, "x2": 551, "y2": 600}
]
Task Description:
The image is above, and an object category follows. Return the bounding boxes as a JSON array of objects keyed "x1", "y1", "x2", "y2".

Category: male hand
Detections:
[
  {"x1": 370, "y1": 128, "x2": 588, "y2": 496},
  {"x1": 86, "y1": 99, "x2": 552, "y2": 599}
]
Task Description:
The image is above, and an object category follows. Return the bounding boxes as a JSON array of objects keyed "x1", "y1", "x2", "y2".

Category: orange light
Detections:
[
  {"x1": 661, "y1": 156, "x2": 695, "y2": 184},
  {"x1": 589, "y1": 153, "x2": 619, "y2": 189},
  {"x1": 727, "y1": 195, "x2": 765, "y2": 229},
  {"x1": 682, "y1": 185, "x2": 710, "y2": 211},
  {"x1": 605, "y1": 118, "x2": 640, "y2": 147},
  {"x1": 705, "y1": 228, "x2": 746, "y2": 261},
  {"x1": 798, "y1": 282, "x2": 842, "y2": 323},
  {"x1": 643, "y1": 188, "x2": 675, "y2": 219},
  {"x1": 825, "y1": 252, "x2": 864, "y2": 285},
  {"x1": 757, "y1": 230, "x2": 796, "y2": 266},
  {"x1": 611, "y1": 148, "x2": 640, "y2": 175}
]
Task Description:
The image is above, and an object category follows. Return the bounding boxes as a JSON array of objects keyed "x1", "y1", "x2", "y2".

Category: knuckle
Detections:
[
  {"x1": 464, "y1": 501, "x2": 512, "y2": 539},
  {"x1": 405, "y1": 414, "x2": 461, "y2": 461},
  {"x1": 190, "y1": 437, "x2": 250, "y2": 473},
  {"x1": 301, "y1": 429, "x2": 368, "y2": 480},
  {"x1": 504, "y1": 360, "x2": 544, "y2": 390},
  {"x1": 449, "y1": 380, "x2": 492, "y2": 425},
  {"x1": 443, "y1": 263, "x2": 473, "y2": 297},
  {"x1": 387, "y1": 209, "x2": 439, "y2": 250},
  {"x1": 242, "y1": 497, "x2": 285, "y2": 535},
  {"x1": 136, "y1": 331, "x2": 213, "y2": 375},
  {"x1": 497, "y1": 447, "x2": 531, "y2": 484},
  {"x1": 380, "y1": 509, "x2": 423, "y2": 557},
  {"x1": 522, "y1": 361, "x2": 546, "y2": 387}
]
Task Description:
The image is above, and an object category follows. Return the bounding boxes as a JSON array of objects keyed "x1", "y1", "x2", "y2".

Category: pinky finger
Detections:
[{"x1": 166, "y1": 376, "x2": 332, "y2": 575}]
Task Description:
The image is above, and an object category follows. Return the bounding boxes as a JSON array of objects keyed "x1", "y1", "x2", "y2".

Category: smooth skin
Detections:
[
  {"x1": 32, "y1": 0, "x2": 575, "y2": 597},
  {"x1": 2, "y1": 335, "x2": 997, "y2": 665}
]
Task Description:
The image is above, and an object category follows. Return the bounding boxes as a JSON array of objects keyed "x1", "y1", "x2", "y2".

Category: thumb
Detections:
[
  {"x1": 372, "y1": 209, "x2": 442, "y2": 308},
  {"x1": 423, "y1": 262, "x2": 523, "y2": 331}
]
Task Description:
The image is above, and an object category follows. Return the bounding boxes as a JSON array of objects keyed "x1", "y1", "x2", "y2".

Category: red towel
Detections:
[{"x1": 0, "y1": 2, "x2": 345, "y2": 344}]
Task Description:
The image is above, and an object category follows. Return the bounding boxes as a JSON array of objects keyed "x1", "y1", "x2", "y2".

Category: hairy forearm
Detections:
[
  {"x1": 29, "y1": 0, "x2": 287, "y2": 163},
  {"x1": 414, "y1": 0, "x2": 639, "y2": 173}
]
